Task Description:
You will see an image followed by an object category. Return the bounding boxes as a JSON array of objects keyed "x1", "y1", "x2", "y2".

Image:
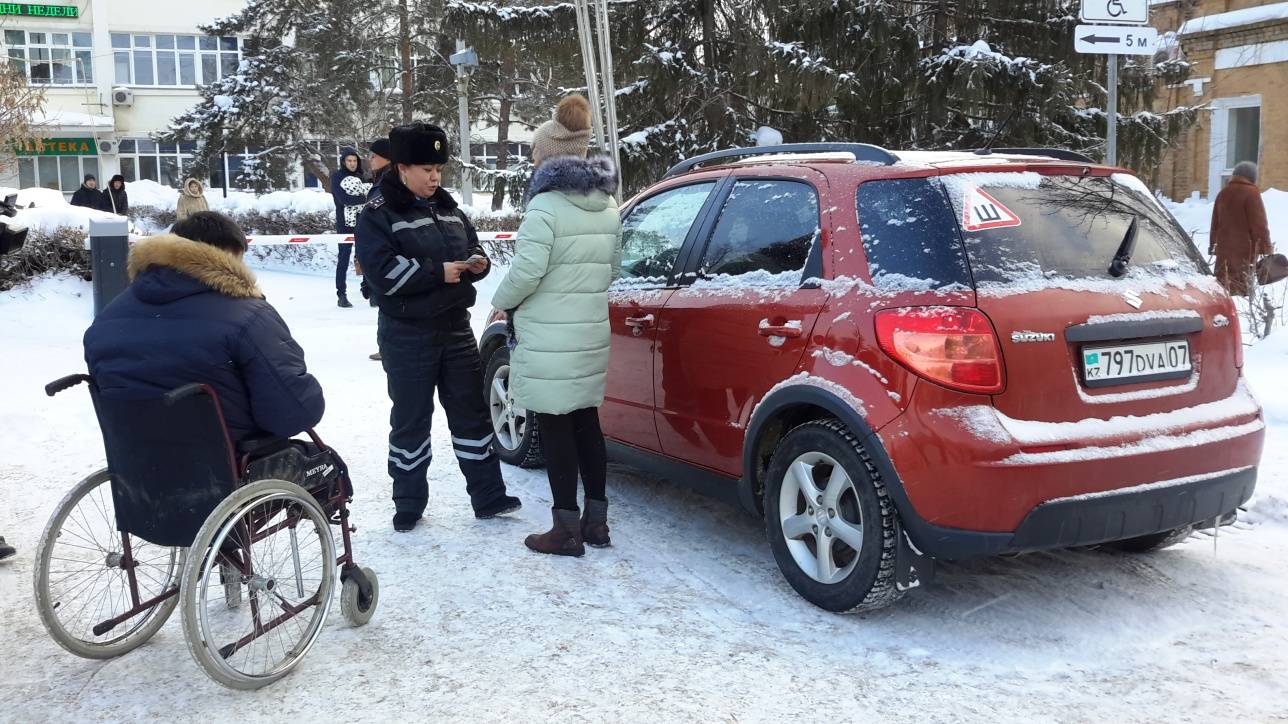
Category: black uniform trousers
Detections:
[{"x1": 377, "y1": 312, "x2": 507, "y2": 515}]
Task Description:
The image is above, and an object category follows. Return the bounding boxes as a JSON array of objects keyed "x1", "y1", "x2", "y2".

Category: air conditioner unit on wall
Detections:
[
  {"x1": 112, "y1": 87, "x2": 133, "y2": 107},
  {"x1": 97, "y1": 138, "x2": 119, "y2": 155}
]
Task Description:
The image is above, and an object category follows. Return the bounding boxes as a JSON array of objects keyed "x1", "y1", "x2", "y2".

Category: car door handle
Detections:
[
  {"x1": 625, "y1": 314, "x2": 655, "y2": 328},
  {"x1": 759, "y1": 324, "x2": 803, "y2": 338}
]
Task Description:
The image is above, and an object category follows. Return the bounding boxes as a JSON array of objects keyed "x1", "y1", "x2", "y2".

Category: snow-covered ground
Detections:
[{"x1": 1, "y1": 263, "x2": 1287, "y2": 721}]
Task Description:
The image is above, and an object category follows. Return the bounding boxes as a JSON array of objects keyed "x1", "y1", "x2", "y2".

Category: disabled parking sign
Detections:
[{"x1": 961, "y1": 186, "x2": 1022, "y2": 232}]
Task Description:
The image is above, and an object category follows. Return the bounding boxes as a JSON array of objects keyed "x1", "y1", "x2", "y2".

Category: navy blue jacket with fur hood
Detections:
[{"x1": 84, "y1": 235, "x2": 325, "y2": 442}]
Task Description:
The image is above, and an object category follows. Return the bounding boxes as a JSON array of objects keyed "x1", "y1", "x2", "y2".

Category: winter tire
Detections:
[
  {"x1": 180, "y1": 479, "x2": 336, "y2": 690},
  {"x1": 484, "y1": 346, "x2": 544, "y2": 468},
  {"x1": 34, "y1": 468, "x2": 183, "y2": 659},
  {"x1": 340, "y1": 566, "x2": 380, "y2": 627},
  {"x1": 1102, "y1": 525, "x2": 1194, "y2": 553},
  {"x1": 764, "y1": 420, "x2": 903, "y2": 613}
]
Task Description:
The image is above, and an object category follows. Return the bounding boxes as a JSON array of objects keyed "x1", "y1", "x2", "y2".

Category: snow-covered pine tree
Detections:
[
  {"x1": 905, "y1": 0, "x2": 1199, "y2": 173},
  {"x1": 163, "y1": 0, "x2": 458, "y2": 190},
  {"x1": 445, "y1": 1, "x2": 584, "y2": 209}
]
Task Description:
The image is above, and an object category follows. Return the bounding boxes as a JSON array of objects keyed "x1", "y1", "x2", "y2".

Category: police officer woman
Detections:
[{"x1": 355, "y1": 123, "x2": 521, "y2": 531}]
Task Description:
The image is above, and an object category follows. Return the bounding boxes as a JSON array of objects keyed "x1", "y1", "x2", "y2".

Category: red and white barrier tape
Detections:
[{"x1": 242, "y1": 231, "x2": 517, "y2": 245}]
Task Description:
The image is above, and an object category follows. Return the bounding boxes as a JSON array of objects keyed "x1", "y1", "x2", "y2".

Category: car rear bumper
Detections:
[
  {"x1": 1008, "y1": 465, "x2": 1255, "y2": 551},
  {"x1": 876, "y1": 382, "x2": 1265, "y2": 559}
]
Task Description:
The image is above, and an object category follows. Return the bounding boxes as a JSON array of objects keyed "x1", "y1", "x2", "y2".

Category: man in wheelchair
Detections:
[
  {"x1": 84, "y1": 211, "x2": 325, "y2": 445},
  {"x1": 36, "y1": 212, "x2": 376, "y2": 689}
]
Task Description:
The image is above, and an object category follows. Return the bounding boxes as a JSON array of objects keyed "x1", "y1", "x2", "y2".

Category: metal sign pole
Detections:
[
  {"x1": 592, "y1": 0, "x2": 622, "y2": 196},
  {"x1": 456, "y1": 39, "x2": 474, "y2": 207},
  {"x1": 1107, "y1": 54, "x2": 1118, "y2": 166},
  {"x1": 574, "y1": 0, "x2": 606, "y2": 152}
]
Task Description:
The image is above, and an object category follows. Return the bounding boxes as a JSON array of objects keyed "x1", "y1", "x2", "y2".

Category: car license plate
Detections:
[{"x1": 1082, "y1": 339, "x2": 1191, "y2": 388}]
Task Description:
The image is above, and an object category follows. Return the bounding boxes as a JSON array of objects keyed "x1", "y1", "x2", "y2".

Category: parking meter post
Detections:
[{"x1": 89, "y1": 219, "x2": 130, "y2": 317}]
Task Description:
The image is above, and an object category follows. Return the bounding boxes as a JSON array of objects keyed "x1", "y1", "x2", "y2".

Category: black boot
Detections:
[
  {"x1": 392, "y1": 511, "x2": 422, "y2": 532},
  {"x1": 581, "y1": 498, "x2": 611, "y2": 548},
  {"x1": 0, "y1": 536, "x2": 15, "y2": 561},
  {"x1": 475, "y1": 494, "x2": 522, "y2": 519},
  {"x1": 524, "y1": 508, "x2": 584, "y2": 557},
  {"x1": 337, "y1": 293, "x2": 353, "y2": 308}
]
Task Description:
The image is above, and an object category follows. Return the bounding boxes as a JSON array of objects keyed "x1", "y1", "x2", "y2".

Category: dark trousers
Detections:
[
  {"x1": 377, "y1": 313, "x2": 509, "y2": 515},
  {"x1": 336, "y1": 242, "x2": 353, "y2": 296},
  {"x1": 535, "y1": 408, "x2": 607, "y2": 511}
]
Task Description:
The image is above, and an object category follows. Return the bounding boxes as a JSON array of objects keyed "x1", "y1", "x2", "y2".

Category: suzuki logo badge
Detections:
[
  {"x1": 1011, "y1": 331, "x2": 1055, "y2": 343},
  {"x1": 1123, "y1": 290, "x2": 1143, "y2": 309}
]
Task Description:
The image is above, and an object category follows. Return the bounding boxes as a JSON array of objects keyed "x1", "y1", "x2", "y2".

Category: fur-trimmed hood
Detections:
[
  {"x1": 128, "y1": 234, "x2": 262, "y2": 300},
  {"x1": 525, "y1": 156, "x2": 617, "y2": 207}
]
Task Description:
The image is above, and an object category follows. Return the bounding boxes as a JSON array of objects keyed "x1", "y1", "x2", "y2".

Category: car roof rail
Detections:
[
  {"x1": 974, "y1": 147, "x2": 1097, "y2": 163},
  {"x1": 663, "y1": 143, "x2": 898, "y2": 179}
]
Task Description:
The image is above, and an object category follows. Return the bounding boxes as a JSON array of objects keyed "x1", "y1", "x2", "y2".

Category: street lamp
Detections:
[{"x1": 450, "y1": 44, "x2": 479, "y2": 206}]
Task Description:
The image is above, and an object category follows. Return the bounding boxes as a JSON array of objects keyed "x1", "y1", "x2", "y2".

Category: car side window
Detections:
[
  {"x1": 856, "y1": 178, "x2": 973, "y2": 290},
  {"x1": 616, "y1": 182, "x2": 715, "y2": 284},
  {"x1": 698, "y1": 180, "x2": 819, "y2": 282}
]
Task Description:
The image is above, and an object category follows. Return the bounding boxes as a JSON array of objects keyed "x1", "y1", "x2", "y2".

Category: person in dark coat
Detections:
[
  {"x1": 355, "y1": 123, "x2": 521, "y2": 531},
  {"x1": 358, "y1": 138, "x2": 393, "y2": 314},
  {"x1": 1210, "y1": 161, "x2": 1273, "y2": 297},
  {"x1": 102, "y1": 174, "x2": 128, "y2": 216},
  {"x1": 84, "y1": 211, "x2": 324, "y2": 443},
  {"x1": 330, "y1": 149, "x2": 366, "y2": 308},
  {"x1": 0, "y1": 537, "x2": 14, "y2": 562},
  {"x1": 70, "y1": 174, "x2": 101, "y2": 209}
]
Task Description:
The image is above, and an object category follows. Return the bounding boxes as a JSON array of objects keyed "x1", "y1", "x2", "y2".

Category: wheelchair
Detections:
[{"x1": 34, "y1": 375, "x2": 379, "y2": 689}]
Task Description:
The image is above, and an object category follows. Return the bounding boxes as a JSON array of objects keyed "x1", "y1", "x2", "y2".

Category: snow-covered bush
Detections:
[{"x1": 0, "y1": 226, "x2": 91, "y2": 291}]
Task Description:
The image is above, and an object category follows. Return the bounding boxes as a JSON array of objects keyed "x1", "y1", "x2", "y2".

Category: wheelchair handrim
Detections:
[{"x1": 194, "y1": 488, "x2": 335, "y2": 683}]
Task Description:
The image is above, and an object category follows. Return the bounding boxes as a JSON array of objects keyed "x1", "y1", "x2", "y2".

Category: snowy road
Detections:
[{"x1": 2, "y1": 269, "x2": 1286, "y2": 722}]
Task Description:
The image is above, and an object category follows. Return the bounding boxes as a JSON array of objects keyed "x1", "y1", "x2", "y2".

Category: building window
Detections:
[
  {"x1": 4, "y1": 29, "x2": 93, "y2": 85},
  {"x1": 18, "y1": 155, "x2": 100, "y2": 195},
  {"x1": 111, "y1": 33, "x2": 240, "y2": 87},
  {"x1": 469, "y1": 142, "x2": 530, "y2": 170},
  {"x1": 117, "y1": 138, "x2": 199, "y2": 188}
]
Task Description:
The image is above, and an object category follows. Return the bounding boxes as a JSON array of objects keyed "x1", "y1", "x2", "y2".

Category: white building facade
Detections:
[{"x1": 2, "y1": 0, "x2": 252, "y2": 196}]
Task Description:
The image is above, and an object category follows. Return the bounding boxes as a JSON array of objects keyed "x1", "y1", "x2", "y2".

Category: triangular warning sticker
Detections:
[{"x1": 961, "y1": 186, "x2": 1022, "y2": 232}]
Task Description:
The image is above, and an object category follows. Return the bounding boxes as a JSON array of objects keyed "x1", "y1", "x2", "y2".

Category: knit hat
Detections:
[
  {"x1": 530, "y1": 95, "x2": 593, "y2": 167},
  {"x1": 369, "y1": 138, "x2": 393, "y2": 161},
  {"x1": 390, "y1": 123, "x2": 450, "y2": 165}
]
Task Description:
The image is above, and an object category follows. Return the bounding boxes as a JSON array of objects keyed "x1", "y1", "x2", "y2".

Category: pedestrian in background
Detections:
[
  {"x1": 358, "y1": 138, "x2": 394, "y2": 314},
  {"x1": 491, "y1": 95, "x2": 621, "y2": 557},
  {"x1": 70, "y1": 174, "x2": 101, "y2": 209},
  {"x1": 330, "y1": 149, "x2": 366, "y2": 308},
  {"x1": 1210, "y1": 161, "x2": 1273, "y2": 297},
  {"x1": 102, "y1": 175, "x2": 128, "y2": 216},
  {"x1": 176, "y1": 178, "x2": 210, "y2": 221}
]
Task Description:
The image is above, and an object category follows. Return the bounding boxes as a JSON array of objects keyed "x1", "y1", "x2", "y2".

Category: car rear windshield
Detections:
[{"x1": 940, "y1": 172, "x2": 1205, "y2": 283}]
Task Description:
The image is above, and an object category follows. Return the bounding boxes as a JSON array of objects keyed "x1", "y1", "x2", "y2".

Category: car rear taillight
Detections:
[
  {"x1": 1224, "y1": 297, "x2": 1243, "y2": 369},
  {"x1": 875, "y1": 307, "x2": 1005, "y2": 394}
]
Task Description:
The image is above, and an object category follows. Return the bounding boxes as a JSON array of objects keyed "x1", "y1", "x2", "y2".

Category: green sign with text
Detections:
[
  {"x1": 14, "y1": 137, "x2": 98, "y2": 156},
  {"x1": 0, "y1": 3, "x2": 79, "y2": 17}
]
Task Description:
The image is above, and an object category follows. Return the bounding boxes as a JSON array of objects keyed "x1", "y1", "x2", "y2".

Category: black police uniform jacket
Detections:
[{"x1": 354, "y1": 172, "x2": 489, "y2": 325}]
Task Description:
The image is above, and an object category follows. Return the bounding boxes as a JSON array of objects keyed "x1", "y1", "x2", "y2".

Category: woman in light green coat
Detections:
[{"x1": 490, "y1": 95, "x2": 622, "y2": 557}]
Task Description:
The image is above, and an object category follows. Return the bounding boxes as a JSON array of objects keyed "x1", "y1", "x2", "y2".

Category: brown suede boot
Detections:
[
  {"x1": 581, "y1": 498, "x2": 611, "y2": 548},
  {"x1": 524, "y1": 508, "x2": 585, "y2": 557}
]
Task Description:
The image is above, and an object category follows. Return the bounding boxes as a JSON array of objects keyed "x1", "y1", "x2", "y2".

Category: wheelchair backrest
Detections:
[{"x1": 91, "y1": 384, "x2": 240, "y2": 548}]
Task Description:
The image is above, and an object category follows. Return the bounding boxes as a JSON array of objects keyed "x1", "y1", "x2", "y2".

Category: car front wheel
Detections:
[
  {"x1": 484, "y1": 346, "x2": 544, "y2": 468},
  {"x1": 764, "y1": 419, "x2": 903, "y2": 613}
]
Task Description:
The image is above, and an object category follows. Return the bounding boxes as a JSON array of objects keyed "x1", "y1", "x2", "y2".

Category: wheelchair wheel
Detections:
[
  {"x1": 180, "y1": 479, "x2": 336, "y2": 690},
  {"x1": 340, "y1": 567, "x2": 379, "y2": 627},
  {"x1": 34, "y1": 469, "x2": 183, "y2": 659}
]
